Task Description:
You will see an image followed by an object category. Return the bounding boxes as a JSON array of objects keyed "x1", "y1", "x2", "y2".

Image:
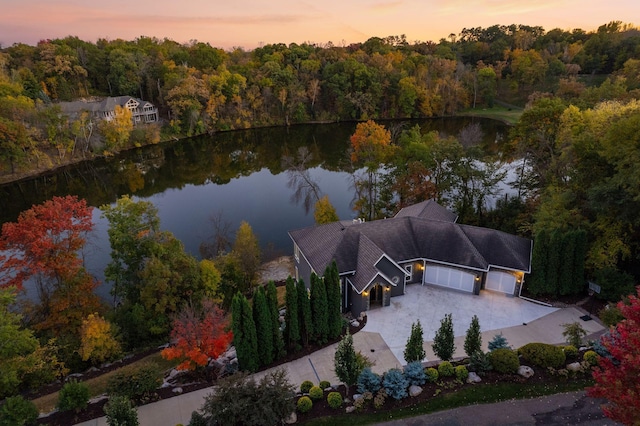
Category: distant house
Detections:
[
  {"x1": 289, "y1": 200, "x2": 533, "y2": 317},
  {"x1": 58, "y1": 96, "x2": 158, "y2": 125}
]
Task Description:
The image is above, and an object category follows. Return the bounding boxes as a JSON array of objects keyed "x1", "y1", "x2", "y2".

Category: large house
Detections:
[
  {"x1": 58, "y1": 96, "x2": 158, "y2": 125},
  {"x1": 289, "y1": 200, "x2": 532, "y2": 317}
]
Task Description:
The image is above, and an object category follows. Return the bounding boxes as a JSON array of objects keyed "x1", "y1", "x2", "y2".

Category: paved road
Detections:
[{"x1": 378, "y1": 391, "x2": 618, "y2": 426}]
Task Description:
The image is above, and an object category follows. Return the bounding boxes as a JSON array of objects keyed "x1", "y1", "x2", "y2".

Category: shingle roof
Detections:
[
  {"x1": 289, "y1": 200, "x2": 532, "y2": 291},
  {"x1": 395, "y1": 199, "x2": 458, "y2": 222}
]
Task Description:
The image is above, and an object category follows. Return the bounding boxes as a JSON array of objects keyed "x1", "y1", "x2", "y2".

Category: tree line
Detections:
[{"x1": 1, "y1": 21, "x2": 639, "y2": 178}]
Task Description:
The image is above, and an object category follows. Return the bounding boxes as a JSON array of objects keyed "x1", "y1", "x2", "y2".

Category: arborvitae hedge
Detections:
[
  {"x1": 253, "y1": 287, "x2": 274, "y2": 366},
  {"x1": 232, "y1": 292, "x2": 259, "y2": 372},
  {"x1": 266, "y1": 280, "x2": 286, "y2": 358},
  {"x1": 310, "y1": 273, "x2": 329, "y2": 344},
  {"x1": 325, "y1": 261, "x2": 343, "y2": 339},
  {"x1": 284, "y1": 277, "x2": 300, "y2": 350},
  {"x1": 296, "y1": 279, "x2": 312, "y2": 347}
]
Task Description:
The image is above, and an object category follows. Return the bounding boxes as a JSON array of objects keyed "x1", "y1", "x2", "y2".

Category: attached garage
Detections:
[
  {"x1": 424, "y1": 265, "x2": 476, "y2": 293},
  {"x1": 485, "y1": 270, "x2": 517, "y2": 295}
]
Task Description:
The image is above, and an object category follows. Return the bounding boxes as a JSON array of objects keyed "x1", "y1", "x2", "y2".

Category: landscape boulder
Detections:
[
  {"x1": 567, "y1": 362, "x2": 582, "y2": 372},
  {"x1": 409, "y1": 385, "x2": 423, "y2": 397},
  {"x1": 517, "y1": 366, "x2": 534, "y2": 378},
  {"x1": 467, "y1": 372, "x2": 482, "y2": 383}
]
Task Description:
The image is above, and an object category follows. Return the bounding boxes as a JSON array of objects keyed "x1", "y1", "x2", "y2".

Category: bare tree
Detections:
[
  {"x1": 282, "y1": 147, "x2": 322, "y2": 214},
  {"x1": 199, "y1": 210, "x2": 232, "y2": 259}
]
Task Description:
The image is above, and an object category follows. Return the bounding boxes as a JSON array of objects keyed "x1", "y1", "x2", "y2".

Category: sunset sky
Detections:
[{"x1": 1, "y1": 0, "x2": 637, "y2": 50}]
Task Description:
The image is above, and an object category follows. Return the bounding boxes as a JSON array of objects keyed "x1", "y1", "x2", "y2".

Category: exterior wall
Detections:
[
  {"x1": 401, "y1": 261, "x2": 424, "y2": 284},
  {"x1": 349, "y1": 283, "x2": 367, "y2": 317},
  {"x1": 375, "y1": 257, "x2": 403, "y2": 285},
  {"x1": 390, "y1": 280, "x2": 404, "y2": 297},
  {"x1": 293, "y1": 243, "x2": 313, "y2": 292}
]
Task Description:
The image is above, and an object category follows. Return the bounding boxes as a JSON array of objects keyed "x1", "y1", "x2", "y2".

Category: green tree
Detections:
[
  {"x1": 284, "y1": 277, "x2": 300, "y2": 350},
  {"x1": 232, "y1": 221, "x2": 261, "y2": 294},
  {"x1": 309, "y1": 273, "x2": 329, "y2": 344},
  {"x1": 334, "y1": 332, "x2": 359, "y2": 396},
  {"x1": 0, "y1": 395, "x2": 39, "y2": 426},
  {"x1": 476, "y1": 66, "x2": 497, "y2": 107},
  {"x1": 231, "y1": 293, "x2": 259, "y2": 372},
  {"x1": 432, "y1": 313, "x2": 455, "y2": 361},
  {"x1": 464, "y1": 315, "x2": 482, "y2": 357},
  {"x1": 57, "y1": 380, "x2": 90, "y2": 413},
  {"x1": 313, "y1": 195, "x2": 339, "y2": 224},
  {"x1": 296, "y1": 279, "x2": 312, "y2": 347},
  {"x1": 404, "y1": 320, "x2": 426, "y2": 363},
  {"x1": 529, "y1": 229, "x2": 549, "y2": 295},
  {"x1": 266, "y1": 281, "x2": 285, "y2": 359},
  {"x1": 325, "y1": 261, "x2": 343, "y2": 339},
  {"x1": 104, "y1": 395, "x2": 139, "y2": 426},
  {"x1": 252, "y1": 287, "x2": 274, "y2": 366}
]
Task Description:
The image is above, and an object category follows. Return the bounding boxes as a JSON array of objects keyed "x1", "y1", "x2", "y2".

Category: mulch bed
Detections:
[{"x1": 36, "y1": 319, "x2": 367, "y2": 426}]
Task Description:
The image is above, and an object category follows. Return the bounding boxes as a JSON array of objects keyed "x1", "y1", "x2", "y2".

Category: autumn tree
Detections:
[
  {"x1": 314, "y1": 195, "x2": 339, "y2": 224},
  {"x1": 161, "y1": 300, "x2": 233, "y2": 371},
  {"x1": 79, "y1": 313, "x2": 121, "y2": 365},
  {"x1": 231, "y1": 221, "x2": 262, "y2": 294},
  {"x1": 588, "y1": 286, "x2": 640, "y2": 424},
  {"x1": 99, "y1": 105, "x2": 133, "y2": 154}
]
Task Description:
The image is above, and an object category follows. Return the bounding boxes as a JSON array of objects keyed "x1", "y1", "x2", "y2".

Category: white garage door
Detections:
[
  {"x1": 485, "y1": 271, "x2": 517, "y2": 295},
  {"x1": 424, "y1": 266, "x2": 475, "y2": 293}
]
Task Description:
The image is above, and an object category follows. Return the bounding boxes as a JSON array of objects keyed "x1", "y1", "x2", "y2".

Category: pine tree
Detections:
[
  {"x1": 253, "y1": 287, "x2": 274, "y2": 366},
  {"x1": 432, "y1": 313, "x2": 455, "y2": 361},
  {"x1": 325, "y1": 261, "x2": 343, "y2": 339},
  {"x1": 464, "y1": 315, "x2": 482, "y2": 357},
  {"x1": 546, "y1": 229, "x2": 562, "y2": 296},
  {"x1": 529, "y1": 229, "x2": 548, "y2": 295},
  {"x1": 572, "y1": 229, "x2": 587, "y2": 294},
  {"x1": 488, "y1": 333, "x2": 510, "y2": 351},
  {"x1": 310, "y1": 273, "x2": 329, "y2": 344},
  {"x1": 559, "y1": 231, "x2": 576, "y2": 295},
  {"x1": 334, "y1": 332, "x2": 358, "y2": 396},
  {"x1": 297, "y1": 279, "x2": 312, "y2": 347},
  {"x1": 284, "y1": 277, "x2": 300, "y2": 350},
  {"x1": 266, "y1": 280, "x2": 285, "y2": 359},
  {"x1": 403, "y1": 320, "x2": 426, "y2": 363},
  {"x1": 231, "y1": 293, "x2": 259, "y2": 372}
]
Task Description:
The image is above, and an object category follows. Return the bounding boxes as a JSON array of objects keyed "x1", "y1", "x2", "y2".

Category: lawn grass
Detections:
[
  {"x1": 32, "y1": 351, "x2": 179, "y2": 414},
  {"x1": 459, "y1": 105, "x2": 523, "y2": 125},
  {"x1": 304, "y1": 378, "x2": 594, "y2": 426}
]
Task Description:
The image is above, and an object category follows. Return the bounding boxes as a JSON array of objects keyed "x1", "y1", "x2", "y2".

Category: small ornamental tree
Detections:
[
  {"x1": 403, "y1": 320, "x2": 426, "y2": 363},
  {"x1": 464, "y1": 315, "x2": 482, "y2": 357},
  {"x1": 161, "y1": 300, "x2": 232, "y2": 371},
  {"x1": 79, "y1": 313, "x2": 121, "y2": 365},
  {"x1": 432, "y1": 313, "x2": 455, "y2": 361},
  {"x1": 284, "y1": 277, "x2": 300, "y2": 350},
  {"x1": 588, "y1": 286, "x2": 640, "y2": 424},
  {"x1": 334, "y1": 332, "x2": 359, "y2": 395}
]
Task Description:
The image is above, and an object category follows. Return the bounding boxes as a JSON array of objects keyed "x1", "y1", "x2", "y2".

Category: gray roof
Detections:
[
  {"x1": 289, "y1": 200, "x2": 532, "y2": 293},
  {"x1": 395, "y1": 199, "x2": 458, "y2": 222},
  {"x1": 58, "y1": 96, "x2": 148, "y2": 114}
]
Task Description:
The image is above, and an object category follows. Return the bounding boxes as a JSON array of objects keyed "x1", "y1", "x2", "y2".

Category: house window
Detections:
[
  {"x1": 404, "y1": 264, "x2": 413, "y2": 283},
  {"x1": 294, "y1": 244, "x2": 300, "y2": 262}
]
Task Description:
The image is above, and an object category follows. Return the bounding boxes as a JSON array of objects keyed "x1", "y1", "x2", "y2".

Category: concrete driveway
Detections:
[{"x1": 361, "y1": 284, "x2": 600, "y2": 364}]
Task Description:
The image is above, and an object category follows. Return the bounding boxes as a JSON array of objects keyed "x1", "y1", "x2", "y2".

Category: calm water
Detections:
[{"x1": 0, "y1": 118, "x2": 510, "y2": 300}]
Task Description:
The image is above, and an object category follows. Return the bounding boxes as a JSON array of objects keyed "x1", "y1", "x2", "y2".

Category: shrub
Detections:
[
  {"x1": 382, "y1": 369, "x2": 408, "y2": 400},
  {"x1": 425, "y1": 367, "x2": 439, "y2": 383},
  {"x1": 403, "y1": 361, "x2": 426, "y2": 386},
  {"x1": 562, "y1": 322, "x2": 587, "y2": 348},
  {"x1": 107, "y1": 363, "x2": 162, "y2": 401},
  {"x1": 488, "y1": 334, "x2": 510, "y2": 351},
  {"x1": 57, "y1": 380, "x2": 90, "y2": 413},
  {"x1": 300, "y1": 380, "x2": 314, "y2": 394},
  {"x1": 583, "y1": 350, "x2": 598, "y2": 366},
  {"x1": 488, "y1": 348, "x2": 520, "y2": 374},
  {"x1": 518, "y1": 343, "x2": 566, "y2": 369},
  {"x1": 319, "y1": 380, "x2": 331, "y2": 390},
  {"x1": 297, "y1": 396, "x2": 312, "y2": 413},
  {"x1": 598, "y1": 304, "x2": 624, "y2": 327},
  {"x1": 0, "y1": 395, "x2": 38, "y2": 426},
  {"x1": 357, "y1": 368, "x2": 382, "y2": 394},
  {"x1": 563, "y1": 345, "x2": 578, "y2": 359},
  {"x1": 327, "y1": 392, "x2": 342, "y2": 409},
  {"x1": 373, "y1": 388, "x2": 387, "y2": 409},
  {"x1": 455, "y1": 365, "x2": 469, "y2": 381},
  {"x1": 308, "y1": 386, "x2": 323, "y2": 401},
  {"x1": 104, "y1": 395, "x2": 139, "y2": 426},
  {"x1": 468, "y1": 351, "x2": 492, "y2": 375},
  {"x1": 437, "y1": 361, "x2": 455, "y2": 378}
]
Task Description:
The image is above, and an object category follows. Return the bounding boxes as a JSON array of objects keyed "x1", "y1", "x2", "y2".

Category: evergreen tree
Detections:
[
  {"x1": 334, "y1": 332, "x2": 359, "y2": 396},
  {"x1": 432, "y1": 313, "x2": 455, "y2": 361},
  {"x1": 403, "y1": 320, "x2": 426, "y2": 363},
  {"x1": 464, "y1": 315, "x2": 482, "y2": 357},
  {"x1": 252, "y1": 287, "x2": 274, "y2": 366},
  {"x1": 266, "y1": 280, "x2": 286, "y2": 359},
  {"x1": 296, "y1": 279, "x2": 312, "y2": 347},
  {"x1": 231, "y1": 293, "x2": 259, "y2": 372},
  {"x1": 559, "y1": 231, "x2": 576, "y2": 295},
  {"x1": 284, "y1": 277, "x2": 300, "y2": 350},
  {"x1": 572, "y1": 229, "x2": 587, "y2": 294},
  {"x1": 529, "y1": 229, "x2": 548, "y2": 295},
  {"x1": 546, "y1": 229, "x2": 562, "y2": 296},
  {"x1": 310, "y1": 273, "x2": 329, "y2": 344},
  {"x1": 488, "y1": 333, "x2": 510, "y2": 351},
  {"x1": 325, "y1": 261, "x2": 343, "y2": 339}
]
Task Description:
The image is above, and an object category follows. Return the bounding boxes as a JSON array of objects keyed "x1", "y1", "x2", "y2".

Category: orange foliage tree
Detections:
[{"x1": 161, "y1": 300, "x2": 233, "y2": 371}]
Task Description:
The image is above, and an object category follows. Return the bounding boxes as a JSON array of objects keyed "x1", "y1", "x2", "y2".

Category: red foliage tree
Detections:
[
  {"x1": 161, "y1": 300, "x2": 233, "y2": 371},
  {"x1": 0, "y1": 195, "x2": 93, "y2": 291},
  {"x1": 588, "y1": 286, "x2": 640, "y2": 424}
]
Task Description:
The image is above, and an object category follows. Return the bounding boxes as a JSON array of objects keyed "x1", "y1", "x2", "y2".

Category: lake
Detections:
[{"x1": 0, "y1": 118, "x2": 511, "y2": 300}]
